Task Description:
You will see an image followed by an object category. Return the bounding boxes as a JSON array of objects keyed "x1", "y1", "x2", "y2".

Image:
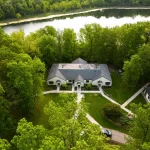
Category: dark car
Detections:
[{"x1": 102, "y1": 129, "x2": 112, "y2": 137}]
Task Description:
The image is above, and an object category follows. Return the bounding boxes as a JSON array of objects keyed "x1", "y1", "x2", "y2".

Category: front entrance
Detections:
[
  {"x1": 77, "y1": 84, "x2": 81, "y2": 92},
  {"x1": 56, "y1": 80, "x2": 61, "y2": 85},
  {"x1": 98, "y1": 83, "x2": 102, "y2": 87}
]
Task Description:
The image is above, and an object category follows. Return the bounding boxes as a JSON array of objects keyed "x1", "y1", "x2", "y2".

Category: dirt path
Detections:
[{"x1": 1, "y1": 7, "x2": 150, "y2": 27}]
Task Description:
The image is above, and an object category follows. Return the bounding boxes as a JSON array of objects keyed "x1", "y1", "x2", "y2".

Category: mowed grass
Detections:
[
  {"x1": 84, "y1": 94, "x2": 128, "y2": 133},
  {"x1": 104, "y1": 71, "x2": 135, "y2": 104},
  {"x1": 126, "y1": 94, "x2": 146, "y2": 109},
  {"x1": 30, "y1": 94, "x2": 59, "y2": 128}
]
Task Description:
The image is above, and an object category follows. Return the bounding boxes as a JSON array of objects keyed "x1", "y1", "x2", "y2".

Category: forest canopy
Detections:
[
  {"x1": 0, "y1": 21, "x2": 150, "y2": 149},
  {"x1": 0, "y1": 0, "x2": 150, "y2": 20}
]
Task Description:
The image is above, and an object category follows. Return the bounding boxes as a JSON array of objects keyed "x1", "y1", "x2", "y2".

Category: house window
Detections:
[
  {"x1": 69, "y1": 80, "x2": 72, "y2": 82},
  {"x1": 86, "y1": 80, "x2": 89, "y2": 83},
  {"x1": 98, "y1": 80, "x2": 102, "y2": 83},
  {"x1": 105, "y1": 82, "x2": 110, "y2": 85},
  {"x1": 148, "y1": 96, "x2": 150, "y2": 100},
  {"x1": 77, "y1": 82, "x2": 81, "y2": 85},
  {"x1": 49, "y1": 81, "x2": 54, "y2": 84},
  {"x1": 56, "y1": 80, "x2": 61, "y2": 83}
]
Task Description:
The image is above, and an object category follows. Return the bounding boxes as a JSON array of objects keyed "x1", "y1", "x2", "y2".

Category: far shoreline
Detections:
[{"x1": 1, "y1": 6, "x2": 150, "y2": 27}]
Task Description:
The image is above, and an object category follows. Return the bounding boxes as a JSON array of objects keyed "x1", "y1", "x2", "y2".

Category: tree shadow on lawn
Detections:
[
  {"x1": 84, "y1": 93, "x2": 128, "y2": 134},
  {"x1": 103, "y1": 71, "x2": 137, "y2": 104},
  {"x1": 30, "y1": 94, "x2": 59, "y2": 129}
]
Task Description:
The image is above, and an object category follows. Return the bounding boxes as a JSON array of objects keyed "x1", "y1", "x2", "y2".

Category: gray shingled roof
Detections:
[
  {"x1": 93, "y1": 64, "x2": 112, "y2": 81},
  {"x1": 146, "y1": 87, "x2": 150, "y2": 95},
  {"x1": 47, "y1": 64, "x2": 66, "y2": 81},
  {"x1": 60, "y1": 69, "x2": 101, "y2": 80},
  {"x1": 72, "y1": 58, "x2": 87, "y2": 64},
  {"x1": 75, "y1": 75, "x2": 84, "y2": 83},
  {"x1": 47, "y1": 59, "x2": 112, "y2": 82}
]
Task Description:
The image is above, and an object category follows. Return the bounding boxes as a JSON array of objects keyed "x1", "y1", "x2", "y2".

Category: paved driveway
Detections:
[
  {"x1": 86, "y1": 113, "x2": 128, "y2": 144},
  {"x1": 110, "y1": 129, "x2": 128, "y2": 144}
]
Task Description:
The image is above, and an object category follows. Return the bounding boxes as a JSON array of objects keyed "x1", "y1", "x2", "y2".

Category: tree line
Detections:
[
  {"x1": 0, "y1": 22, "x2": 150, "y2": 149},
  {"x1": 25, "y1": 22, "x2": 150, "y2": 89},
  {"x1": 0, "y1": 0, "x2": 150, "y2": 20},
  {"x1": 1, "y1": 93, "x2": 150, "y2": 149}
]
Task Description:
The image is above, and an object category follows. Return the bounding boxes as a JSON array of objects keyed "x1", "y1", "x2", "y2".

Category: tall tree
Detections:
[
  {"x1": 62, "y1": 28, "x2": 78, "y2": 62},
  {"x1": 11, "y1": 93, "x2": 119, "y2": 150},
  {"x1": 122, "y1": 54, "x2": 143, "y2": 89},
  {"x1": 121, "y1": 103, "x2": 150, "y2": 150},
  {"x1": 0, "y1": 84, "x2": 16, "y2": 138},
  {"x1": 11, "y1": 118, "x2": 47, "y2": 150},
  {"x1": 7, "y1": 55, "x2": 45, "y2": 117},
  {"x1": 0, "y1": 139, "x2": 11, "y2": 150}
]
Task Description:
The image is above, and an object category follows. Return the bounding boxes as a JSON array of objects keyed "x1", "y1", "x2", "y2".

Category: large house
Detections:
[
  {"x1": 47, "y1": 58, "x2": 112, "y2": 87},
  {"x1": 143, "y1": 87, "x2": 150, "y2": 102}
]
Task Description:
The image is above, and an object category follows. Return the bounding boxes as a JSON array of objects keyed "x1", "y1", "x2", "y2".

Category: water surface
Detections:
[{"x1": 2, "y1": 9, "x2": 150, "y2": 35}]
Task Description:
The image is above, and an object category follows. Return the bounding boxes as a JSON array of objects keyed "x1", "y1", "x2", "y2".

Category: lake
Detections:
[{"x1": 2, "y1": 8, "x2": 150, "y2": 35}]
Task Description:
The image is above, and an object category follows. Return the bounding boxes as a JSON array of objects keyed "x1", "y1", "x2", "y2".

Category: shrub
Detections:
[
  {"x1": 119, "y1": 115, "x2": 131, "y2": 126},
  {"x1": 61, "y1": 83, "x2": 68, "y2": 90},
  {"x1": 103, "y1": 103, "x2": 122, "y2": 120},
  {"x1": 86, "y1": 83, "x2": 92, "y2": 90}
]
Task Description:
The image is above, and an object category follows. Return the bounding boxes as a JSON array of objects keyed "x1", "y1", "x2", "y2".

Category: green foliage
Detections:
[
  {"x1": 1, "y1": 21, "x2": 150, "y2": 145},
  {"x1": 0, "y1": 83, "x2": 4, "y2": 95},
  {"x1": 103, "y1": 103, "x2": 122, "y2": 119},
  {"x1": 0, "y1": 0, "x2": 149, "y2": 20},
  {"x1": 122, "y1": 54, "x2": 143, "y2": 89},
  {"x1": 0, "y1": 139, "x2": 11, "y2": 150},
  {"x1": 119, "y1": 115, "x2": 131, "y2": 126},
  {"x1": 62, "y1": 28, "x2": 78, "y2": 62},
  {"x1": 44, "y1": 93, "x2": 77, "y2": 127},
  {"x1": 86, "y1": 83, "x2": 92, "y2": 90},
  {"x1": 0, "y1": 96, "x2": 16, "y2": 138},
  {"x1": 121, "y1": 103, "x2": 150, "y2": 150},
  {"x1": 16, "y1": 13, "x2": 21, "y2": 19},
  {"x1": 84, "y1": 94, "x2": 127, "y2": 133},
  {"x1": 61, "y1": 83, "x2": 67, "y2": 89},
  {"x1": 10, "y1": 94, "x2": 119, "y2": 150},
  {"x1": 11, "y1": 118, "x2": 47, "y2": 150},
  {"x1": 7, "y1": 55, "x2": 45, "y2": 117},
  {"x1": 122, "y1": 44, "x2": 150, "y2": 88}
]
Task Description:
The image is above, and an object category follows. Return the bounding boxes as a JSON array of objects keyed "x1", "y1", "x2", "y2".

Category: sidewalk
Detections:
[
  {"x1": 43, "y1": 87, "x2": 133, "y2": 114},
  {"x1": 121, "y1": 82, "x2": 150, "y2": 108}
]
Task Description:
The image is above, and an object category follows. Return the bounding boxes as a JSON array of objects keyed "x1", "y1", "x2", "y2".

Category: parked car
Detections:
[{"x1": 101, "y1": 129, "x2": 112, "y2": 137}]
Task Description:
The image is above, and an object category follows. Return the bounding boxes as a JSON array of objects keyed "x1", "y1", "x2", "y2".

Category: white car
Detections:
[{"x1": 101, "y1": 129, "x2": 112, "y2": 137}]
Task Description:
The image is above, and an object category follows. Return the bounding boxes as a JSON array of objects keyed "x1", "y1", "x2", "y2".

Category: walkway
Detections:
[
  {"x1": 56, "y1": 85, "x2": 60, "y2": 91},
  {"x1": 43, "y1": 87, "x2": 129, "y2": 143},
  {"x1": 43, "y1": 88, "x2": 133, "y2": 114},
  {"x1": 99, "y1": 87, "x2": 133, "y2": 114},
  {"x1": 72, "y1": 84, "x2": 75, "y2": 92},
  {"x1": 86, "y1": 114, "x2": 100, "y2": 126},
  {"x1": 121, "y1": 82, "x2": 150, "y2": 108},
  {"x1": 77, "y1": 93, "x2": 127, "y2": 144}
]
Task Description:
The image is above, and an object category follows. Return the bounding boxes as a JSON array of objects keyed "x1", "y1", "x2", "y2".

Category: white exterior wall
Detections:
[
  {"x1": 146, "y1": 93, "x2": 150, "y2": 102},
  {"x1": 74, "y1": 81, "x2": 84, "y2": 87},
  {"x1": 92, "y1": 77, "x2": 112, "y2": 86},
  {"x1": 66, "y1": 80, "x2": 73, "y2": 84},
  {"x1": 47, "y1": 77, "x2": 66, "y2": 85},
  {"x1": 84, "y1": 80, "x2": 92, "y2": 84}
]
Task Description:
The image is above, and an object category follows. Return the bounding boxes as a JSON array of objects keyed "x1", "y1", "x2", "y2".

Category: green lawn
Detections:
[
  {"x1": 103, "y1": 71, "x2": 135, "y2": 104},
  {"x1": 30, "y1": 94, "x2": 59, "y2": 128},
  {"x1": 31, "y1": 92, "x2": 128, "y2": 133},
  {"x1": 84, "y1": 94, "x2": 128, "y2": 133},
  {"x1": 126, "y1": 94, "x2": 146, "y2": 109}
]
